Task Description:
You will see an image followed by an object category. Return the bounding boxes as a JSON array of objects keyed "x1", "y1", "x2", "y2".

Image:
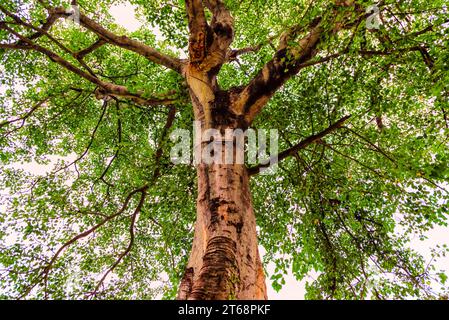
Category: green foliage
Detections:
[{"x1": 1, "y1": 0, "x2": 449, "y2": 300}]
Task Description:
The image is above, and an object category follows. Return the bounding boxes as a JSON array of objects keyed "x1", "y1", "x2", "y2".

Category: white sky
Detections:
[
  {"x1": 0, "y1": 1, "x2": 447, "y2": 300},
  {"x1": 110, "y1": 3, "x2": 142, "y2": 32}
]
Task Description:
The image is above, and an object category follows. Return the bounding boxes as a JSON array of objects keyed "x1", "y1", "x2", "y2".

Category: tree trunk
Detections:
[
  {"x1": 176, "y1": 66, "x2": 267, "y2": 300},
  {"x1": 177, "y1": 162, "x2": 267, "y2": 300}
]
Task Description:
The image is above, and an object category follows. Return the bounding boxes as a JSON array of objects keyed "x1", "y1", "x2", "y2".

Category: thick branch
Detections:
[
  {"x1": 184, "y1": 0, "x2": 234, "y2": 73},
  {"x1": 201, "y1": 0, "x2": 234, "y2": 70},
  {"x1": 74, "y1": 8, "x2": 183, "y2": 73},
  {"x1": 0, "y1": 42, "x2": 32, "y2": 50},
  {"x1": 53, "y1": 100, "x2": 108, "y2": 174},
  {"x1": 1, "y1": 4, "x2": 182, "y2": 73},
  {"x1": 232, "y1": 3, "x2": 363, "y2": 123},
  {"x1": 185, "y1": 0, "x2": 208, "y2": 63},
  {"x1": 231, "y1": 21, "x2": 324, "y2": 123}
]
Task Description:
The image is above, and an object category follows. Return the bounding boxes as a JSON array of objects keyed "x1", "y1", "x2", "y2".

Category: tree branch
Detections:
[
  {"x1": 230, "y1": 19, "x2": 324, "y2": 123},
  {"x1": 231, "y1": 3, "x2": 364, "y2": 124},
  {"x1": 185, "y1": 0, "x2": 208, "y2": 63},
  {"x1": 10, "y1": 7, "x2": 65, "y2": 46},
  {"x1": 201, "y1": 0, "x2": 234, "y2": 70},
  {"x1": 0, "y1": 97, "x2": 50, "y2": 130},
  {"x1": 248, "y1": 115, "x2": 351, "y2": 176},
  {"x1": 18, "y1": 184, "x2": 149, "y2": 299},
  {"x1": 1, "y1": 4, "x2": 183, "y2": 73},
  {"x1": 74, "y1": 7, "x2": 183, "y2": 73},
  {"x1": 89, "y1": 187, "x2": 148, "y2": 298},
  {"x1": 97, "y1": 101, "x2": 122, "y2": 185},
  {"x1": 74, "y1": 38, "x2": 106, "y2": 59},
  {"x1": 53, "y1": 100, "x2": 108, "y2": 174},
  {"x1": 152, "y1": 106, "x2": 177, "y2": 180},
  {"x1": 226, "y1": 44, "x2": 262, "y2": 62},
  {"x1": 0, "y1": 23, "x2": 179, "y2": 106},
  {"x1": 184, "y1": 0, "x2": 234, "y2": 73}
]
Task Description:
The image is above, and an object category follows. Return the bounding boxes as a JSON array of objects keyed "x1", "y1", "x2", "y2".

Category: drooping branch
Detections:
[
  {"x1": 152, "y1": 106, "x2": 177, "y2": 180},
  {"x1": 0, "y1": 91, "x2": 86, "y2": 138},
  {"x1": 19, "y1": 185, "x2": 149, "y2": 299},
  {"x1": 89, "y1": 187, "x2": 148, "y2": 298},
  {"x1": 343, "y1": 127, "x2": 396, "y2": 164},
  {"x1": 248, "y1": 115, "x2": 351, "y2": 176},
  {"x1": 53, "y1": 100, "x2": 108, "y2": 174},
  {"x1": 0, "y1": 97, "x2": 50, "y2": 130},
  {"x1": 97, "y1": 100, "x2": 122, "y2": 186},
  {"x1": 322, "y1": 141, "x2": 386, "y2": 179}
]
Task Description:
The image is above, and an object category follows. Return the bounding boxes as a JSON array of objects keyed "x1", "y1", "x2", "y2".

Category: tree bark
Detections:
[
  {"x1": 177, "y1": 63, "x2": 267, "y2": 300},
  {"x1": 177, "y1": 0, "x2": 267, "y2": 297},
  {"x1": 178, "y1": 162, "x2": 267, "y2": 300}
]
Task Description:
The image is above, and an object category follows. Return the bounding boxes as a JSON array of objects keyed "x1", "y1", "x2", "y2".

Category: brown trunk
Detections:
[
  {"x1": 177, "y1": 65, "x2": 267, "y2": 300},
  {"x1": 178, "y1": 162, "x2": 267, "y2": 300}
]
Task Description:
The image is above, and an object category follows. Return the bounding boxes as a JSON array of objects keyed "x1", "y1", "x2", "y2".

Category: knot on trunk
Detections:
[{"x1": 211, "y1": 90, "x2": 248, "y2": 129}]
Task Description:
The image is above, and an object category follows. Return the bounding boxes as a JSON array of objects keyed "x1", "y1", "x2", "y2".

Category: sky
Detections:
[{"x1": 0, "y1": 1, "x2": 448, "y2": 300}]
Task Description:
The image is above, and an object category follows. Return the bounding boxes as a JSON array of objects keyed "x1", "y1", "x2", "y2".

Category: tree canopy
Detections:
[{"x1": 1, "y1": 0, "x2": 449, "y2": 299}]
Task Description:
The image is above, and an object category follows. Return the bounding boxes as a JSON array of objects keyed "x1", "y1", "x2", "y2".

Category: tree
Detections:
[{"x1": 0, "y1": 0, "x2": 448, "y2": 300}]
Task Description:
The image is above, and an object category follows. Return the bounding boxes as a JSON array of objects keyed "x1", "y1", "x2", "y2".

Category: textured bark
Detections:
[
  {"x1": 175, "y1": 0, "x2": 360, "y2": 301},
  {"x1": 1, "y1": 0, "x2": 438, "y2": 301},
  {"x1": 189, "y1": 164, "x2": 266, "y2": 300},
  {"x1": 178, "y1": 143, "x2": 267, "y2": 300},
  {"x1": 177, "y1": 14, "x2": 335, "y2": 298},
  {"x1": 181, "y1": 161, "x2": 267, "y2": 300},
  {"x1": 177, "y1": 58, "x2": 267, "y2": 299},
  {"x1": 178, "y1": 0, "x2": 266, "y2": 297}
]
